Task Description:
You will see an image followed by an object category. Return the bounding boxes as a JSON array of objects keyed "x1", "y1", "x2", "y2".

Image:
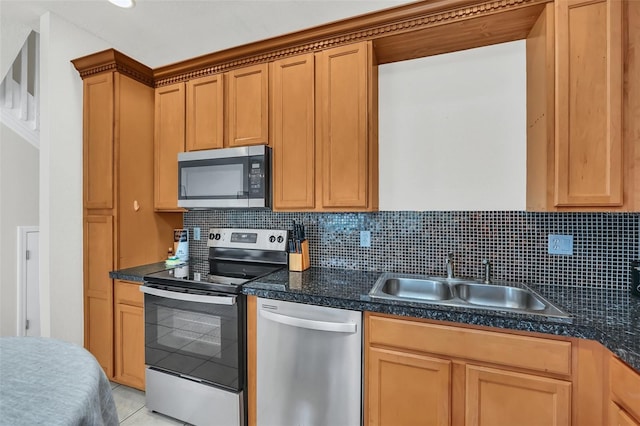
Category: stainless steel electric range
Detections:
[{"x1": 141, "y1": 228, "x2": 288, "y2": 426}]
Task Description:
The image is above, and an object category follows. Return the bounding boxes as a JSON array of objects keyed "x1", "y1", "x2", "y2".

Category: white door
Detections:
[
  {"x1": 18, "y1": 228, "x2": 40, "y2": 337},
  {"x1": 25, "y1": 230, "x2": 40, "y2": 336}
]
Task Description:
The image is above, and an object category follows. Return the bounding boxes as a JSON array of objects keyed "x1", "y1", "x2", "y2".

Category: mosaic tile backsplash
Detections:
[{"x1": 184, "y1": 211, "x2": 640, "y2": 291}]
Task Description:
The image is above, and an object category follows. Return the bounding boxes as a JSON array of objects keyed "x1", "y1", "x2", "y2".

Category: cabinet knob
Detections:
[{"x1": 133, "y1": 200, "x2": 140, "y2": 211}]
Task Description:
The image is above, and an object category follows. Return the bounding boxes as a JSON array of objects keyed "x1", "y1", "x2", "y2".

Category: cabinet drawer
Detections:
[
  {"x1": 610, "y1": 357, "x2": 640, "y2": 421},
  {"x1": 367, "y1": 314, "x2": 571, "y2": 376},
  {"x1": 114, "y1": 280, "x2": 143, "y2": 307}
]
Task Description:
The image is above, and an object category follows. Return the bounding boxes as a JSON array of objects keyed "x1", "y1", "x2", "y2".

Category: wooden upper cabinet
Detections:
[
  {"x1": 316, "y1": 41, "x2": 378, "y2": 211},
  {"x1": 186, "y1": 74, "x2": 224, "y2": 151},
  {"x1": 466, "y1": 365, "x2": 571, "y2": 426},
  {"x1": 83, "y1": 73, "x2": 114, "y2": 210},
  {"x1": 227, "y1": 63, "x2": 269, "y2": 147},
  {"x1": 154, "y1": 82, "x2": 185, "y2": 211},
  {"x1": 526, "y1": 0, "x2": 629, "y2": 211},
  {"x1": 271, "y1": 54, "x2": 316, "y2": 211},
  {"x1": 554, "y1": 0, "x2": 623, "y2": 207}
]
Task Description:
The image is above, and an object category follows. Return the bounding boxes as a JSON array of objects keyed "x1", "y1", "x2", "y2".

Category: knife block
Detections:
[{"x1": 289, "y1": 240, "x2": 310, "y2": 272}]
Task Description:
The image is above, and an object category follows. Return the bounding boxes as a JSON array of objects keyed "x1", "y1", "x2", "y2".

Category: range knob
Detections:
[
  {"x1": 269, "y1": 235, "x2": 276, "y2": 243},
  {"x1": 215, "y1": 233, "x2": 221, "y2": 240},
  {"x1": 277, "y1": 235, "x2": 284, "y2": 244},
  {"x1": 209, "y1": 233, "x2": 215, "y2": 240}
]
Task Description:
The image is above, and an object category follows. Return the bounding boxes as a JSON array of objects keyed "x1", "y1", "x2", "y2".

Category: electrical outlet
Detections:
[
  {"x1": 360, "y1": 231, "x2": 371, "y2": 248},
  {"x1": 193, "y1": 227, "x2": 201, "y2": 241},
  {"x1": 548, "y1": 234, "x2": 573, "y2": 255}
]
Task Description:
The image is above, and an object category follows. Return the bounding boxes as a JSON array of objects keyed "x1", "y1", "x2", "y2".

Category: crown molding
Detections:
[
  {"x1": 153, "y1": 0, "x2": 551, "y2": 86},
  {"x1": 71, "y1": 49, "x2": 154, "y2": 87}
]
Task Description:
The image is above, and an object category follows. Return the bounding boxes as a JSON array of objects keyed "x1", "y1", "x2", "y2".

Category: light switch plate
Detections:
[
  {"x1": 193, "y1": 227, "x2": 201, "y2": 241},
  {"x1": 548, "y1": 234, "x2": 573, "y2": 255},
  {"x1": 360, "y1": 231, "x2": 371, "y2": 248}
]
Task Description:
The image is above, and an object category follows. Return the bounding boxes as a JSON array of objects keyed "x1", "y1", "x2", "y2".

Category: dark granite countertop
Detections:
[
  {"x1": 109, "y1": 262, "x2": 169, "y2": 282},
  {"x1": 244, "y1": 267, "x2": 640, "y2": 373}
]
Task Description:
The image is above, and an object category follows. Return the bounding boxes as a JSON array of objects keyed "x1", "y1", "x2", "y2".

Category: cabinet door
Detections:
[
  {"x1": 466, "y1": 365, "x2": 571, "y2": 426},
  {"x1": 84, "y1": 215, "x2": 114, "y2": 377},
  {"x1": 367, "y1": 347, "x2": 451, "y2": 426},
  {"x1": 610, "y1": 356, "x2": 640, "y2": 422},
  {"x1": 555, "y1": 0, "x2": 623, "y2": 206},
  {"x1": 227, "y1": 64, "x2": 268, "y2": 147},
  {"x1": 316, "y1": 42, "x2": 374, "y2": 210},
  {"x1": 154, "y1": 82, "x2": 185, "y2": 211},
  {"x1": 186, "y1": 74, "x2": 224, "y2": 151},
  {"x1": 114, "y1": 281, "x2": 145, "y2": 390},
  {"x1": 83, "y1": 73, "x2": 114, "y2": 210},
  {"x1": 611, "y1": 403, "x2": 640, "y2": 426},
  {"x1": 271, "y1": 54, "x2": 315, "y2": 210}
]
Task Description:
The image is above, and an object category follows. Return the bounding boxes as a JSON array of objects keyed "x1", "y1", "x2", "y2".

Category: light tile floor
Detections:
[{"x1": 110, "y1": 382, "x2": 189, "y2": 425}]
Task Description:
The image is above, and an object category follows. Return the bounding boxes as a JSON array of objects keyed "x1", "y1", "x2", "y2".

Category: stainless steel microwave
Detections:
[{"x1": 177, "y1": 145, "x2": 271, "y2": 209}]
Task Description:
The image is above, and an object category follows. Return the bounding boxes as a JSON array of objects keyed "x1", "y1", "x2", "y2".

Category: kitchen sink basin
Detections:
[
  {"x1": 368, "y1": 272, "x2": 571, "y2": 320},
  {"x1": 379, "y1": 278, "x2": 454, "y2": 301},
  {"x1": 455, "y1": 283, "x2": 546, "y2": 311}
]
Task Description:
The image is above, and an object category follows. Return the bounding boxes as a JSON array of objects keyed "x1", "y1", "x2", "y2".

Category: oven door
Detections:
[{"x1": 140, "y1": 283, "x2": 246, "y2": 392}]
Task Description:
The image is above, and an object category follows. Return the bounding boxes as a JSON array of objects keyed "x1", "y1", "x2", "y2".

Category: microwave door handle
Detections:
[{"x1": 140, "y1": 285, "x2": 236, "y2": 306}]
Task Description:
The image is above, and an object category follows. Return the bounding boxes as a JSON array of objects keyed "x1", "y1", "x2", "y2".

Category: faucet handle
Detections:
[{"x1": 481, "y1": 258, "x2": 491, "y2": 284}]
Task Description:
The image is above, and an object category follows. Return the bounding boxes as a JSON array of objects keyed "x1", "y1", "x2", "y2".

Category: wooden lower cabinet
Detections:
[
  {"x1": 611, "y1": 403, "x2": 640, "y2": 426},
  {"x1": 365, "y1": 312, "x2": 574, "y2": 426},
  {"x1": 466, "y1": 365, "x2": 571, "y2": 426},
  {"x1": 367, "y1": 347, "x2": 451, "y2": 426},
  {"x1": 114, "y1": 280, "x2": 145, "y2": 390},
  {"x1": 610, "y1": 356, "x2": 640, "y2": 425}
]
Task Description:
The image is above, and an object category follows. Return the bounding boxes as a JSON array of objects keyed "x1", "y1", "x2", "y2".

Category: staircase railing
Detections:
[{"x1": 0, "y1": 31, "x2": 39, "y2": 148}]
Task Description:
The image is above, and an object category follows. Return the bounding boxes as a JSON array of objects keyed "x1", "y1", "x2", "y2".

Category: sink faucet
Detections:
[
  {"x1": 482, "y1": 259, "x2": 491, "y2": 284},
  {"x1": 446, "y1": 252, "x2": 455, "y2": 279}
]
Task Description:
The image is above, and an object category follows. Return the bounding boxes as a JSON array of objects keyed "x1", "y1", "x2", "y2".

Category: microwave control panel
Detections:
[{"x1": 248, "y1": 155, "x2": 265, "y2": 199}]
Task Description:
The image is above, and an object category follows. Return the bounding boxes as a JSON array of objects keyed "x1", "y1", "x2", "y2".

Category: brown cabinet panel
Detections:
[
  {"x1": 316, "y1": 42, "x2": 371, "y2": 209},
  {"x1": 114, "y1": 281, "x2": 145, "y2": 390},
  {"x1": 227, "y1": 64, "x2": 269, "y2": 147},
  {"x1": 554, "y1": 0, "x2": 623, "y2": 206},
  {"x1": 610, "y1": 356, "x2": 640, "y2": 422},
  {"x1": 465, "y1": 365, "x2": 571, "y2": 426},
  {"x1": 271, "y1": 54, "x2": 316, "y2": 210},
  {"x1": 186, "y1": 74, "x2": 225, "y2": 151},
  {"x1": 367, "y1": 347, "x2": 451, "y2": 426},
  {"x1": 154, "y1": 82, "x2": 185, "y2": 211},
  {"x1": 84, "y1": 215, "x2": 114, "y2": 377},
  {"x1": 83, "y1": 73, "x2": 114, "y2": 210},
  {"x1": 368, "y1": 314, "x2": 572, "y2": 376},
  {"x1": 118, "y1": 75, "x2": 179, "y2": 267},
  {"x1": 611, "y1": 402, "x2": 640, "y2": 426}
]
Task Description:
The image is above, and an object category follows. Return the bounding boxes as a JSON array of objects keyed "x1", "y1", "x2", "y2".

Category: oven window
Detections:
[{"x1": 144, "y1": 292, "x2": 243, "y2": 391}]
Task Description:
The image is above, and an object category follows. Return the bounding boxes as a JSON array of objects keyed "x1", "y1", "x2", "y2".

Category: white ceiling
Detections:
[{"x1": 1, "y1": 0, "x2": 409, "y2": 69}]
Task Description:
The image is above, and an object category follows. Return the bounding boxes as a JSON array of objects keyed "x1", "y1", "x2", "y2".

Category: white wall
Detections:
[
  {"x1": 0, "y1": 123, "x2": 39, "y2": 336},
  {"x1": 379, "y1": 40, "x2": 527, "y2": 211},
  {"x1": 39, "y1": 13, "x2": 110, "y2": 344},
  {"x1": 0, "y1": 19, "x2": 31, "y2": 82}
]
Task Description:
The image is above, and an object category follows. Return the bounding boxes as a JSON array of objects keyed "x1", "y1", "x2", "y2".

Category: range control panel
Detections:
[{"x1": 207, "y1": 228, "x2": 288, "y2": 252}]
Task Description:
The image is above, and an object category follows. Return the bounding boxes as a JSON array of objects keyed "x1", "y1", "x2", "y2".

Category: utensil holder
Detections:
[{"x1": 289, "y1": 240, "x2": 310, "y2": 272}]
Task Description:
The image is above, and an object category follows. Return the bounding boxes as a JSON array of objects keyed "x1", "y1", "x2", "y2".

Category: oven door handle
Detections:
[
  {"x1": 140, "y1": 285, "x2": 236, "y2": 306},
  {"x1": 259, "y1": 309, "x2": 357, "y2": 333}
]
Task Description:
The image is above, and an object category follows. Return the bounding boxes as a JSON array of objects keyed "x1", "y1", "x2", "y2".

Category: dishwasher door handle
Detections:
[{"x1": 259, "y1": 309, "x2": 357, "y2": 333}]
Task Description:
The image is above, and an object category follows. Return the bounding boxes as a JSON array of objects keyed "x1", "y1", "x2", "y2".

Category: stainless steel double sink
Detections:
[{"x1": 369, "y1": 272, "x2": 571, "y2": 319}]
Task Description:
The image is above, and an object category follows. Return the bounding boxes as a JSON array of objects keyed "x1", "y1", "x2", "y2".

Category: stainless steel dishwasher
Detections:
[{"x1": 256, "y1": 297, "x2": 362, "y2": 426}]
